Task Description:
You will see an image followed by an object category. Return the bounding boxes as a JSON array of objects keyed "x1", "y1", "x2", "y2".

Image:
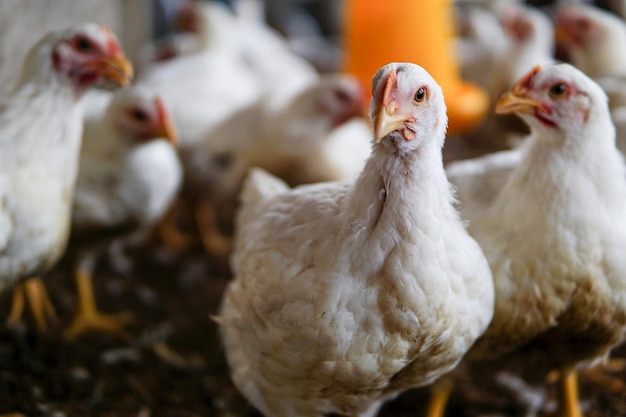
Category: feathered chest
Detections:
[{"x1": 472, "y1": 149, "x2": 626, "y2": 359}]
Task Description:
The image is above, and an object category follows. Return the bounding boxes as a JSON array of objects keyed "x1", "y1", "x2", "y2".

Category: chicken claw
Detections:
[{"x1": 64, "y1": 267, "x2": 132, "y2": 341}]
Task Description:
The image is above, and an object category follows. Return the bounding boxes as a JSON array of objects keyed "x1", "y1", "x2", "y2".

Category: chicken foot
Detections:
[
  {"x1": 157, "y1": 197, "x2": 198, "y2": 250},
  {"x1": 64, "y1": 264, "x2": 132, "y2": 341},
  {"x1": 195, "y1": 200, "x2": 232, "y2": 261},
  {"x1": 6, "y1": 277, "x2": 58, "y2": 332}
]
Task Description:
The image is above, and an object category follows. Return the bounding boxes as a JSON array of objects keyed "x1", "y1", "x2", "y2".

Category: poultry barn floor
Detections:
[{"x1": 0, "y1": 138, "x2": 625, "y2": 417}]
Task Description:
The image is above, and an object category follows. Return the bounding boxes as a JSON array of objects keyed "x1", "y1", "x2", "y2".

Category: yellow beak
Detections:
[
  {"x1": 495, "y1": 90, "x2": 542, "y2": 115},
  {"x1": 89, "y1": 51, "x2": 134, "y2": 87}
]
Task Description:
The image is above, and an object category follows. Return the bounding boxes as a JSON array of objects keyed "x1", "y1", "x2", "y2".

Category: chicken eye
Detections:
[
  {"x1": 130, "y1": 107, "x2": 149, "y2": 122},
  {"x1": 74, "y1": 36, "x2": 94, "y2": 53},
  {"x1": 414, "y1": 87, "x2": 426, "y2": 103},
  {"x1": 549, "y1": 83, "x2": 567, "y2": 97},
  {"x1": 334, "y1": 88, "x2": 351, "y2": 104}
]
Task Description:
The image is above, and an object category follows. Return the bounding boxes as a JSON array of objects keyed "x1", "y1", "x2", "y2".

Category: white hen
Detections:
[
  {"x1": 218, "y1": 62, "x2": 494, "y2": 417},
  {"x1": 0, "y1": 23, "x2": 132, "y2": 332},
  {"x1": 458, "y1": 2, "x2": 555, "y2": 149},
  {"x1": 66, "y1": 86, "x2": 181, "y2": 339},
  {"x1": 179, "y1": 73, "x2": 370, "y2": 259},
  {"x1": 555, "y1": 3, "x2": 626, "y2": 79},
  {"x1": 136, "y1": 41, "x2": 262, "y2": 148},
  {"x1": 448, "y1": 63, "x2": 626, "y2": 417},
  {"x1": 172, "y1": 0, "x2": 320, "y2": 94}
]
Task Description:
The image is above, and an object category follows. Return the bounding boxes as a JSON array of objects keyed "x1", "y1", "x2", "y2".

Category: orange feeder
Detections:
[{"x1": 342, "y1": 0, "x2": 488, "y2": 134}]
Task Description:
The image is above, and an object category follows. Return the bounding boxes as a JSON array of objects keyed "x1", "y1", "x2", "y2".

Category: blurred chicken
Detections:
[
  {"x1": 0, "y1": 24, "x2": 132, "y2": 332},
  {"x1": 136, "y1": 48, "x2": 262, "y2": 149},
  {"x1": 171, "y1": 0, "x2": 320, "y2": 94},
  {"x1": 495, "y1": 2, "x2": 555, "y2": 91},
  {"x1": 179, "y1": 73, "x2": 370, "y2": 259},
  {"x1": 555, "y1": 2, "x2": 626, "y2": 79},
  {"x1": 446, "y1": 146, "x2": 523, "y2": 223},
  {"x1": 458, "y1": 2, "x2": 555, "y2": 148},
  {"x1": 217, "y1": 62, "x2": 494, "y2": 417},
  {"x1": 457, "y1": 3, "x2": 511, "y2": 97},
  {"x1": 140, "y1": 0, "x2": 319, "y2": 90},
  {"x1": 439, "y1": 63, "x2": 626, "y2": 417},
  {"x1": 555, "y1": 3, "x2": 626, "y2": 156},
  {"x1": 65, "y1": 87, "x2": 181, "y2": 339}
]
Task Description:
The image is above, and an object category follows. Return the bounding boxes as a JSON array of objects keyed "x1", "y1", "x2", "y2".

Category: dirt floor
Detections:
[{"x1": 1, "y1": 138, "x2": 626, "y2": 417}]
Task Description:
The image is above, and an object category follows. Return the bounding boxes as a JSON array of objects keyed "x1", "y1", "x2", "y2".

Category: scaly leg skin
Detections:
[
  {"x1": 541, "y1": 368, "x2": 584, "y2": 417},
  {"x1": 64, "y1": 266, "x2": 132, "y2": 341},
  {"x1": 157, "y1": 197, "x2": 198, "y2": 250},
  {"x1": 6, "y1": 277, "x2": 58, "y2": 332},
  {"x1": 195, "y1": 200, "x2": 232, "y2": 261},
  {"x1": 425, "y1": 376, "x2": 454, "y2": 417},
  {"x1": 559, "y1": 368, "x2": 584, "y2": 417}
]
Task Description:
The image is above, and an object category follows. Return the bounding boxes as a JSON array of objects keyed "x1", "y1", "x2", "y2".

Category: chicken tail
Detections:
[{"x1": 240, "y1": 167, "x2": 289, "y2": 205}]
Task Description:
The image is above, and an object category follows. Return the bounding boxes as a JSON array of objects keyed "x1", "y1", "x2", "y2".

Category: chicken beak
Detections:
[
  {"x1": 373, "y1": 68, "x2": 415, "y2": 142},
  {"x1": 155, "y1": 97, "x2": 178, "y2": 145},
  {"x1": 89, "y1": 51, "x2": 134, "y2": 87},
  {"x1": 495, "y1": 89, "x2": 542, "y2": 115},
  {"x1": 374, "y1": 104, "x2": 413, "y2": 142},
  {"x1": 158, "y1": 120, "x2": 178, "y2": 145}
]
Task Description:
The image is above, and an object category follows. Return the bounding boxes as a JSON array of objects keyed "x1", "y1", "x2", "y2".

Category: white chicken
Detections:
[
  {"x1": 550, "y1": 3, "x2": 626, "y2": 159},
  {"x1": 554, "y1": 2, "x2": 626, "y2": 79},
  {"x1": 65, "y1": 86, "x2": 181, "y2": 339},
  {"x1": 442, "y1": 63, "x2": 626, "y2": 417},
  {"x1": 217, "y1": 62, "x2": 494, "y2": 417},
  {"x1": 446, "y1": 146, "x2": 523, "y2": 223},
  {"x1": 456, "y1": 3, "x2": 511, "y2": 97},
  {"x1": 495, "y1": 2, "x2": 555, "y2": 91},
  {"x1": 0, "y1": 23, "x2": 133, "y2": 332},
  {"x1": 170, "y1": 0, "x2": 320, "y2": 94},
  {"x1": 179, "y1": 73, "x2": 370, "y2": 259},
  {"x1": 458, "y1": 2, "x2": 555, "y2": 149}
]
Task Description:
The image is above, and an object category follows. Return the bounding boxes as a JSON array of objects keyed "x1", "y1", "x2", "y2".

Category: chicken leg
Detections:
[
  {"x1": 64, "y1": 264, "x2": 132, "y2": 340},
  {"x1": 425, "y1": 376, "x2": 454, "y2": 417},
  {"x1": 556, "y1": 368, "x2": 584, "y2": 417},
  {"x1": 541, "y1": 368, "x2": 584, "y2": 417},
  {"x1": 195, "y1": 200, "x2": 232, "y2": 260},
  {"x1": 6, "y1": 277, "x2": 58, "y2": 332},
  {"x1": 157, "y1": 197, "x2": 198, "y2": 250}
]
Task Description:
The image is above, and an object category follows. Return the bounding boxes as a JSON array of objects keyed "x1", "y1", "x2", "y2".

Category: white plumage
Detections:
[
  {"x1": 0, "y1": 23, "x2": 132, "y2": 331},
  {"x1": 65, "y1": 86, "x2": 182, "y2": 339},
  {"x1": 554, "y1": 3, "x2": 626, "y2": 158},
  {"x1": 457, "y1": 2, "x2": 555, "y2": 148},
  {"x1": 453, "y1": 63, "x2": 626, "y2": 416},
  {"x1": 73, "y1": 87, "x2": 181, "y2": 229},
  {"x1": 218, "y1": 62, "x2": 494, "y2": 417},
  {"x1": 180, "y1": 72, "x2": 371, "y2": 254}
]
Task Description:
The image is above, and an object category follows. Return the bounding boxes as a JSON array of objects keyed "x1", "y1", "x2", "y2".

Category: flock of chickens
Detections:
[{"x1": 3, "y1": 0, "x2": 626, "y2": 416}]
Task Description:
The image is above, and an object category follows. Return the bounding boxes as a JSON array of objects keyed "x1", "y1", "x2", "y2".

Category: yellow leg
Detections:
[
  {"x1": 157, "y1": 198, "x2": 197, "y2": 250},
  {"x1": 63, "y1": 266, "x2": 132, "y2": 341},
  {"x1": 6, "y1": 278, "x2": 57, "y2": 333},
  {"x1": 557, "y1": 368, "x2": 584, "y2": 417},
  {"x1": 195, "y1": 200, "x2": 232, "y2": 260},
  {"x1": 425, "y1": 377, "x2": 454, "y2": 417},
  {"x1": 6, "y1": 284, "x2": 26, "y2": 328}
]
